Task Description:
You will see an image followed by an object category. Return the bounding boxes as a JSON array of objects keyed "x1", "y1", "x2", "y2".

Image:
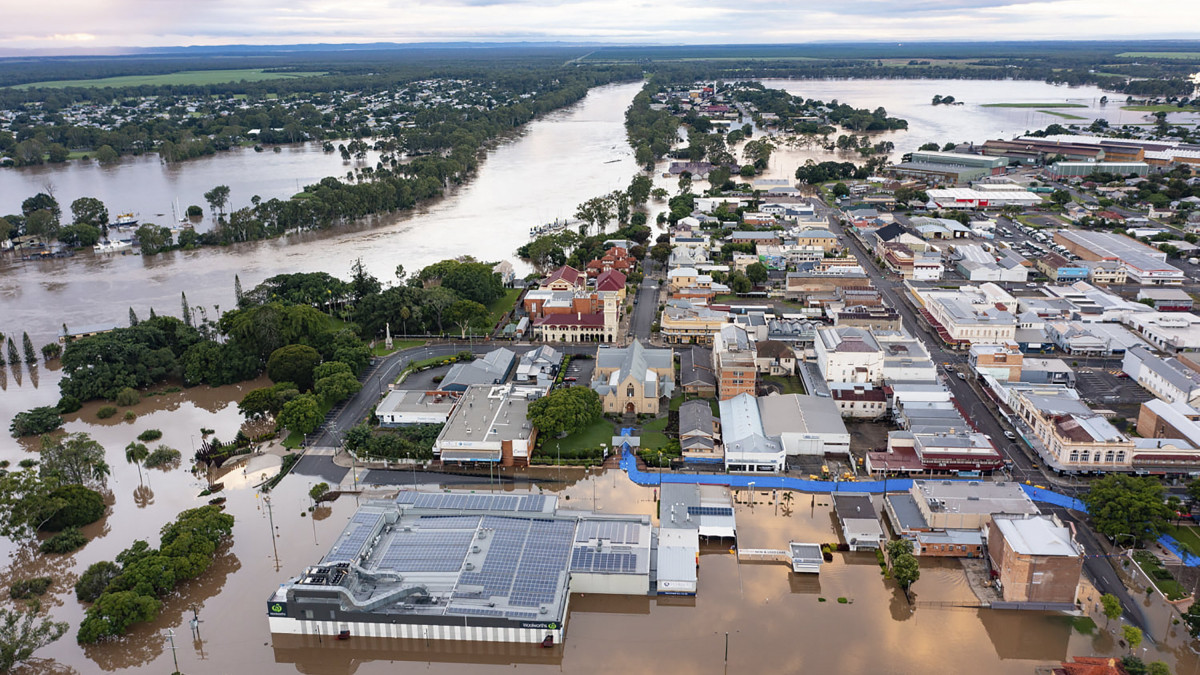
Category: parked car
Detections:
[
  {"x1": 957, "y1": 372, "x2": 967, "y2": 380},
  {"x1": 1004, "y1": 431, "x2": 1017, "y2": 440}
]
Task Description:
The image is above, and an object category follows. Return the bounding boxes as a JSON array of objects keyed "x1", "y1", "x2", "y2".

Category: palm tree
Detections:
[{"x1": 125, "y1": 442, "x2": 149, "y2": 484}]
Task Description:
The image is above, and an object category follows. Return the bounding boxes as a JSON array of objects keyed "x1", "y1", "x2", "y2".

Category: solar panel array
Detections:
[
  {"x1": 574, "y1": 520, "x2": 641, "y2": 545},
  {"x1": 456, "y1": 516, "x2": 529, "y2": 599},
  {"x1": 397, "y1": 492, "x2": 548, "y2": 512},
  {"x1": 324, "y1": 511, "x2": 385, "y2": 564},
  {"x1": 376, "y1": 531, "x2": 474, "y2": 572},
  {"x1": 569, "y1": 548, "x2": 639, "y2": 574},
  {"x1": 510, "y1": 520, "x2": 574, "y2": 607},
  {"x1": 447, "y1": 606, "x2": 505, "y2": 618},
  {"x1": 416, "y1": 515, "x2": 482, "y2": 530},
  {"x1": 688, "y1": 506, "x2": 734, "y2": 517}
]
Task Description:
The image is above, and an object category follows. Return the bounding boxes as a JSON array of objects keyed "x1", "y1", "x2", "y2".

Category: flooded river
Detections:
[{"x1": 2, "y1": 77, "x2": 1190, "y2": 345}]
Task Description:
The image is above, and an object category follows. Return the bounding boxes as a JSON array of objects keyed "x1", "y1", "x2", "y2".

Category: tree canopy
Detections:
[
  {"x1": 1083, "y1": 474, "x2": 1173, "y2": 545},
  {"x1": 527, "y1": 387, "x2": 603, "y2": 437}
]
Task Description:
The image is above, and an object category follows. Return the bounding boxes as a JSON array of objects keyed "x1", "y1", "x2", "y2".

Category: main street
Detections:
[
  {"x1": 815, "y1": 199, "x2": 1043, "y2": 484},
  {"x1": 816, "y1": 197, "x2": 1151, "y2": 627}
]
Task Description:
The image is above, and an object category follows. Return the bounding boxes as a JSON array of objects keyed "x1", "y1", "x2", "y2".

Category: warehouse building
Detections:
[
  {"x1": 926, "y1": 188, "x2": 1041, "y2": 210},
  {"x1": 267, "y1": 491, "x2": 652, "y2": 645},
  {"x1": 1054, "y1": 230, "x2": 1185, "y2": 286},
  {"x1": 1046, "y1": 161, "x2": 1150, "y2": 179}
]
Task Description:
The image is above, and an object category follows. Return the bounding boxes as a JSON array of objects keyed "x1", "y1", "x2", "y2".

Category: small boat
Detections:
[{"x1": 112, "y1": 213, "x2": 138, "y2": 228}]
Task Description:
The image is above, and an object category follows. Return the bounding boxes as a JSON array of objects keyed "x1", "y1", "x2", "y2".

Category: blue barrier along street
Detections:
[{"x1": 618, "y1": 450, "x2": 1200, "y2": 567}]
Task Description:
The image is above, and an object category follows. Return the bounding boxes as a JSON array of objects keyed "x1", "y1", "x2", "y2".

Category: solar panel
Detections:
[
  {"x1": 448, "y1": 607, "x2": 505, "y2": 618},
  {"x1": 406, "y1": 492, "x2": 535, "y2": 512},
  {"x1": 323, "y1": 511, "x2": 384, "y2": 564},
  {"x1": 688, "y1": 506, "x2": 734, "y2": 517},
  {"x1": 376, "y1": 531, "x2": 474, "y2": 572},
  {"x1": 569, "y1": 548, "x2": 638, "y2": 574},
  {"x1": 416, "y1": 515, "x2": 481, "y2": 530},
  {"x1": 574, "y1": 519, "x2": 642, "y2": 545}
]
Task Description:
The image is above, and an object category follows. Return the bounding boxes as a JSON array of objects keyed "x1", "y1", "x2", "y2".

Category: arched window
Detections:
[{"x1": 626, "y1": 384, "x2": 636, "y2": 398}]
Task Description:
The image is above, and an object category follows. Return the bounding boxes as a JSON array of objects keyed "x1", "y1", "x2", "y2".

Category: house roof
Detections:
[
  {"x1": 679, "y1": 347, "x2": 716, "y2": 388},
  {"x1": 542, "y1": 265, "x2": 584, "y2": 287},
  {"x1": 596, "y1": 269, "x2": 627, "y2": 292},
  {"x1": 679, "y1": 400, "x2": 715, "y2": 436},
  {"x1": 992, "y1": 515, "x2": 1079, "y2": 557},
  {"x1": 755, "y1": 340, "x2": 795, "y2": 360}
]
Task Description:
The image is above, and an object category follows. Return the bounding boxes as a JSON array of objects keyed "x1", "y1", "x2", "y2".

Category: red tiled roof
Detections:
[
  {"x1": 596, "y1": 269, "x2": 627, "y2": 291},
  {"x1": 542, "y1": 265, "x2": 584, "y2": 287}
]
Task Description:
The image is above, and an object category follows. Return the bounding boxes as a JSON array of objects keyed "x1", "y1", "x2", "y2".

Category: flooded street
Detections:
[{"x1": 1, "y1": 389, "x2": 1199, "y2": 674}]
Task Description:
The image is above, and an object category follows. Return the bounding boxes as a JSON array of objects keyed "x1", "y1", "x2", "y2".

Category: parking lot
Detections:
[
  {"x1": 560, "y1": 355, "x2": 595, "y2": 386},
  {"x1": 1073, "y1": 366, "x2": 1155, "y2": 415}
]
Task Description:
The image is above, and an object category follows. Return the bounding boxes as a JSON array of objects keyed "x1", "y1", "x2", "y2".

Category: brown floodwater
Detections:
[
  {"x1": 0, "y1": 81, "x2": 645, "y2": 345},
  {"x1": 3, "y1": 422, "x2": 1200, "y2": 674}
]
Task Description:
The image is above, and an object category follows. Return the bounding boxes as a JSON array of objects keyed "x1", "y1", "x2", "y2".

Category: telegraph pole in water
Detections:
[
  {"x1": 164, "y1": 629, "x2": 180, "y2": 673},
  {"x1": 264, "y1": 493, "x2": 280, "y2": 570}
]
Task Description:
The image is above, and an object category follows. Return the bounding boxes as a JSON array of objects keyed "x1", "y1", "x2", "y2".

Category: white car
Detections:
[{"x1": 1004, "y1": 431, "x2": 1017, "y2": 440}]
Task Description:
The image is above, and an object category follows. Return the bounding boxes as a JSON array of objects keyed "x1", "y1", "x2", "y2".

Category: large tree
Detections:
[
  {"x1": 40, "y1": 433, "x2": 111, "y2": 489},
  {"x1": 1084, "y1": 474, "x2": 1173, "y2": 546},
  {"x1": 203, "y1": 185, "x2": 231, "y2": 217},
  {"x1": 446, "y1": 299, "x2": 489, "y2": 339},
  {"x1": 70, "y1": 197, "x2": 109, "y2": 229},
  {"x1": 278, "y1": 394, "x2": 322, "y2": 435},
  {"x1": 527, "y1": 386, "x2": 603, "y2": 437},
  {"x1": 266, "y1": 344, "x2": 322, "y2": 392}
]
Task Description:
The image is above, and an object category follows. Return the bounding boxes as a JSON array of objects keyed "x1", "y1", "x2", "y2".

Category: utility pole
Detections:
[
  {"x1": 264, "y1": 493, "x2": 280, "y2": 570},
  {"x1": 164, "y1": 628, "x2": 180, "y2": 673}
]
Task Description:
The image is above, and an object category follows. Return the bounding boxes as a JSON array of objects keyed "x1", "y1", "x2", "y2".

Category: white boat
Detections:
[
  {"x1": 112, "y1": 213, "x2": 138, "y2": 228},
  {"x1": 93, "y1": 239, "x2": 133, "y2": 253}
]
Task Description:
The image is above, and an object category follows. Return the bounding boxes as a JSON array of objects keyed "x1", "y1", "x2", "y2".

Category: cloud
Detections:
[{"x1": 1, "y1": 0, "x2": 1198, "y2": 49}]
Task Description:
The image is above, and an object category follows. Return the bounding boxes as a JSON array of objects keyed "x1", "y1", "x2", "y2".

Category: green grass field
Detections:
[
  {"x1": 1165, "y1": 524, "x2": 1200, "y2": 557},
  {"x1": 538, "y1": 418, "x2": 615, "y2": 459},
  {"x1": 763, "y1": 376, "x2": 806, "y2": 395},
  {"x1": 1122, "y1": 104, "x2": 1200, "y2": 113},
  {"x1": 1038, "y1": 110, "x2": 1088, "y2": 120},
  {"x1": 980, "y1": 103, "x2": 1088, "y2": 109},
  {"x1": 484, "y1": 289, "x2": 522, "y2": 331},
  {"x1": 639, "y1": 416, "x2": 672, "y2": 450},
  {"x1": 11, "y1": 68, "x2": 326, "y2": 90},
  {"x1": 1117, "y1": 52, "x2": 1200, "y2": 60}
]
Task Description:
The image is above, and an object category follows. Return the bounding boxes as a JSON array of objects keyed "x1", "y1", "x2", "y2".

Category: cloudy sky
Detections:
[{"x1": 3, "y1": 0, "x2": 1199, "y2": 51}]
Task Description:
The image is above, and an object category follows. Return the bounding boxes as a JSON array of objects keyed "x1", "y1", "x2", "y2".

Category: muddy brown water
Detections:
[{"x1": 1, "y1": 445, "x2": 1197, "y2": 674}]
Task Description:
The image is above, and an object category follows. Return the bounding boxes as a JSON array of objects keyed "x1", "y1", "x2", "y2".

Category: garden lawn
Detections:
[
  {"x1": 538, "y1": 418, "x2": 615, "y2": 460},
  {"x1": 640, "y1": 416, "x2": 671, "y2": 450},
  {"x1": 485, "y1": 289, "x2": 522, "y2": 330},
  {"x1": 1132, "y1": 550, "x2": 1189, "y2": 600},
  {"x1": 1164, "y1": 523, "x2": 1200, "y2": 557},
  {"x1": 763, "y1": 376, "x2": 806, "y2": 395}
]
